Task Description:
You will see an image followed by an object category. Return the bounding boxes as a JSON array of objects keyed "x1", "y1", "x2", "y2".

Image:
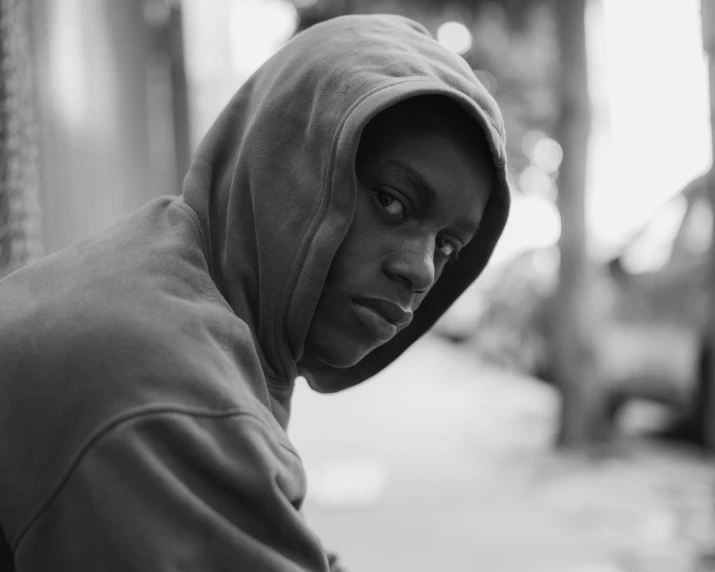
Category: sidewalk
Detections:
[{"x1": 289, "y1": 334, "x2": 715, "y2": 572}]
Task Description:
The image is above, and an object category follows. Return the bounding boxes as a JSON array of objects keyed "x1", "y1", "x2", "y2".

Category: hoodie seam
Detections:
[
  {"x1": 175, "y1": 200, "x2": 210, "y2": 264},
  {"x1": 278, "y1": 78, "x2": 439, "y2": 362},
  {"x1": 12, "y1": 404, "x2": 301, "y2": 552},
  {"x1": 266, "y1": 376, "x2": 288, "y2": 388},
  {"x1": 172, "y1": 199, "x2": 240, "y2": 316},
  {"x1": 273, "y1": 81, "x2": 402, "y2": 372}
]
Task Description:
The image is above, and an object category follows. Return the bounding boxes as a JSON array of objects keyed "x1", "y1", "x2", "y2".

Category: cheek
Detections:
[
  {"x1": 327, "y1": 197, "x2": 384, "y2": 284},
  {"x1": 323, "y1": 233, "x2": 368, "y2": 289}
]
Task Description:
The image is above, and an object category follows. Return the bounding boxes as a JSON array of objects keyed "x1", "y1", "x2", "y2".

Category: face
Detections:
[{"x1": 298, "y1": 98, "x2": 494, "y2": 372}]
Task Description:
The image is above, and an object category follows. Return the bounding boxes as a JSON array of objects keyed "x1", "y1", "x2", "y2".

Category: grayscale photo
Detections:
[{"x1": 0, "y1": 0, "x2": 714, "y2": 570}]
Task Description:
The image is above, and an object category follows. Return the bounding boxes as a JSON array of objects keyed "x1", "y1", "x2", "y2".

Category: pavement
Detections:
[{"x1": 288, "y1": 334, "x2": 715, "y2": 572}]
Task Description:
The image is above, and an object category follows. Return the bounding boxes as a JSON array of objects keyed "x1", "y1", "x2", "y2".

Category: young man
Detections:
[{"x1": 0, "y1": 14, "x2": 510, "y2": 571}]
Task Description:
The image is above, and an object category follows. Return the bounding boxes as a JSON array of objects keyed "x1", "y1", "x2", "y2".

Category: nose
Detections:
[{"x1": 384, "y1": 236, "x2": 436, "y2": 294}]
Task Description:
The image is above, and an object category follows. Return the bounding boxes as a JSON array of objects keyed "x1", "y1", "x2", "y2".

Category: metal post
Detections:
[
  {"x1": 702, "y1": 0, "x2": 715, "y2": 451},
  {"x1": 0, "y1": 0, "x2": 42, "y2": 279}
]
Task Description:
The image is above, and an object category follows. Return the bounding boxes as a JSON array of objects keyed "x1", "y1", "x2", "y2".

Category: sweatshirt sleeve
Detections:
[{"x1": 13, "y1": 408, "x2": 329, "y2": 572}]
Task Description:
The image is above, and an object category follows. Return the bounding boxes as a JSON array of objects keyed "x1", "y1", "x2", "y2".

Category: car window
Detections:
[
  {"x1": 678, "y1": 195, "x2": 713, "y2": 257},
  {"x1": 621, "y1": 193, "x2": 688, "y2": 275}
]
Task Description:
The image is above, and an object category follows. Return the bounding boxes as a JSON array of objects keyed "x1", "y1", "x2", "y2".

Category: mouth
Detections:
[{"x1": 352, "y1": 297, "x2": 413, "y2": 342}]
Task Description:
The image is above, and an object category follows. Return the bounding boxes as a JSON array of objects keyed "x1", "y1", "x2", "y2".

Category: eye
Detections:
[
  {"x1": 373, "y1": 189, "x2": 405, "y2": 221},
  {"x1": 436, "y1": 236, "x2": 460, "y2": 262}
]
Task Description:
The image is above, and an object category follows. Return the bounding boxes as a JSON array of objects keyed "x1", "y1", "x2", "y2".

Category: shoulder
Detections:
[
  {"x1": 0, "y1": 297, "x2": 288, "y2": 548},
  {"x1": 0, "y1": 204, "x2": 286, "y2": 545}
]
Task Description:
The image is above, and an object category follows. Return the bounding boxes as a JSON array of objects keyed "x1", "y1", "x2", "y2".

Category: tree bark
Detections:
[
  {"x1": 0, "y1": 0, "x2": 42, "y2": 279},
  {"x1": 553, "y1": 0, "x2": 600, "y2": 447}
]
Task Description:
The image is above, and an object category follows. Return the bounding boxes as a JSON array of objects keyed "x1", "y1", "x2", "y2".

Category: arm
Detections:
[{"x1": 13, "y1": 409, "x2": 329, "y2": 572}]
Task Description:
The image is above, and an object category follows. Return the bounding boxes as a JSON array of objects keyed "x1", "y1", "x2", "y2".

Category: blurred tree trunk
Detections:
[
  {"x1": 146, "y1": 0, "x2": 191, "y2": 189},
  {"x1": 553, "y1": 0, "x2": 601, "y2": 447},
  {"x1": 167, "y1": 4, "x2": 191, "y2": 185},
  {"x1": 0, "y1": 0, "x2": 42, "y2": 280},
  {"x1": 702, "y1": 0, "x2": 715, "y2": 451}
]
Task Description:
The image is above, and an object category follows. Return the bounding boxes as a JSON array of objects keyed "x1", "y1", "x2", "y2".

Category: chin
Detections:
[
  {"x1": 303, "y1": 337, "x2": 377, "y2": 370},
  {"x1": 316, "y1": 347, "x2": 370, "y2": 369}
]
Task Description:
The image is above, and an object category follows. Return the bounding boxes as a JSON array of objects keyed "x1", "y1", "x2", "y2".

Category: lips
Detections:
[{"x1": 352, "y1": 297, "x2": 413, "y2": 342}]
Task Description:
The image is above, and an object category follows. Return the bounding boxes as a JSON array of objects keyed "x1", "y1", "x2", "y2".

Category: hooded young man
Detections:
[{"x1": 0, "y1": 14, "x2": 510, "y2": 571}]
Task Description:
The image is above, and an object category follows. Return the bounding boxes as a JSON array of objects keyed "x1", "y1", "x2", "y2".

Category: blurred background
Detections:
[{"x1": 2, "y1": 0, "x2": 715, "y2": 570}]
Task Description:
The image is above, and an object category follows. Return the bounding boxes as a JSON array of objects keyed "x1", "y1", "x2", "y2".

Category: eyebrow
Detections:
[
  {"x1": 383, "y1": 158, "x2": 481, "y2": 236},
  {"x1": 384, "y1": 158, "x2": 437, "y2": 206}
]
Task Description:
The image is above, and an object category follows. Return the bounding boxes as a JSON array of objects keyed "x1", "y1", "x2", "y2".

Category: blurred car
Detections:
[{"x1": 435, "y1": 174, "x2": 713, "y2": 445}]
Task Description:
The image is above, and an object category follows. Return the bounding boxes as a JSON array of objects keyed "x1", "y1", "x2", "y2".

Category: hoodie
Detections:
[{"x1": 0, "y1": 14, "x2": 510, "y2": 571}]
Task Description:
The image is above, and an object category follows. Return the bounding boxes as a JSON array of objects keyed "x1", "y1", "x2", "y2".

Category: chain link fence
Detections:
[{"x1": 0, "y1": 0, "x2": 42, "y2": 280}]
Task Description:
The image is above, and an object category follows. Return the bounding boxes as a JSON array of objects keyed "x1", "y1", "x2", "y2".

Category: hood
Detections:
[{"x1": 181, "y1": 14, "x2": 511, "y2": 394}]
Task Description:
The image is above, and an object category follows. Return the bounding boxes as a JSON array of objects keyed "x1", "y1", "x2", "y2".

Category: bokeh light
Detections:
[
  {"x1": 519, "y1": 166, "x2": 555, "y2": 199},
  {"x1": 531, "y1": 137, "x2": 563, "y2": 173},
  {"x1": 521, "y1": 130, "x2": 546, "y2": 160},
  {"x1": 437, "y1": 21, "x2": 472, "y2": 55}
]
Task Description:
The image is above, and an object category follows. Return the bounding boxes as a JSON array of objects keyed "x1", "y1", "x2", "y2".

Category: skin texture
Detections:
[{"x1": 298, "y1": 95, "x2": 495, "y2": 372}]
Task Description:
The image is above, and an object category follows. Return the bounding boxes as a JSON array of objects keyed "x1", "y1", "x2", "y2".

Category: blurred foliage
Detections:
[{"x1": 293, "y1": 0, "x2": 560, "y2": 186}]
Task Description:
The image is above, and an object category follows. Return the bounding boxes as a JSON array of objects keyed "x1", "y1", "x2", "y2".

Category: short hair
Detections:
[{"x1": 356, "y1": 94, "x2": 494, "y2": 178}]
